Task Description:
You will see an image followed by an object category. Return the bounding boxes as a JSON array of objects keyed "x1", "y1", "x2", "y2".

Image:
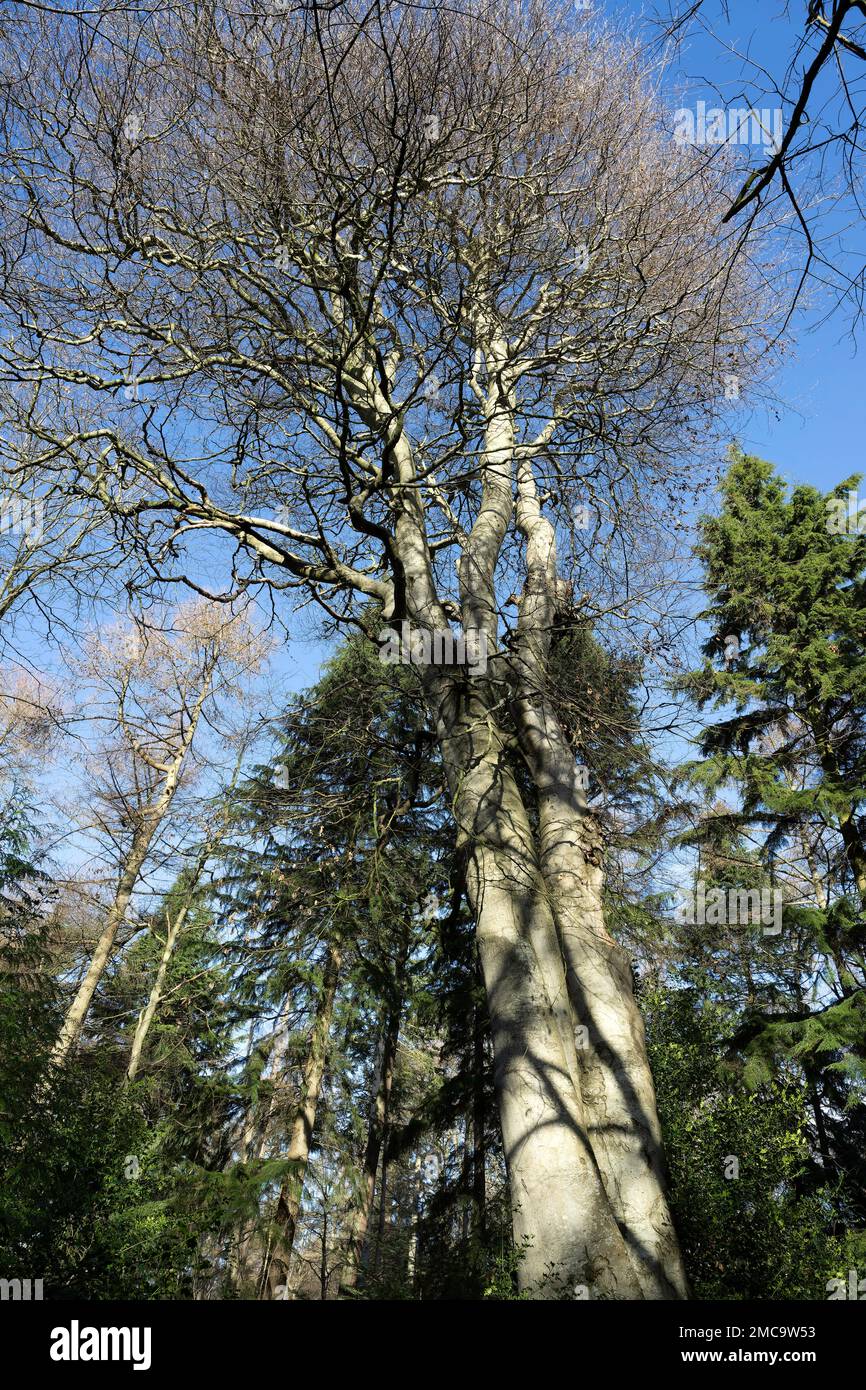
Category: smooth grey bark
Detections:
[
  {"x1": 374, "y1": 364, "x2": 647, "y2": 1296},
  {"x1": 352, "y1": 318, "x2": 681, "y2": 1297},
  {"x1": 511, "y1": 459, "x2": 688, "y2": 1299},
  {"x1": 521, "y1": 710, "x2": 688, "y2": 1299},
  {"x1": 429, "y1": 675, "x2": 645, "y2": 1298}
]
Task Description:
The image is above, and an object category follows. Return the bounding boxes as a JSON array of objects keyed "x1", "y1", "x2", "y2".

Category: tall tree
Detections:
[
  {"x1": 0, "y1": 0, "x2": 778, "y2": 1293},
  {"x1": 45, "y1": 603, "x2": 266, "y2": 1073},
  {"x1": 678, "y1": 448, "x2": 866, "y2": 1225},
  {"x1": 218, "y1": 633, "x2": 444, "y2": 1297}
]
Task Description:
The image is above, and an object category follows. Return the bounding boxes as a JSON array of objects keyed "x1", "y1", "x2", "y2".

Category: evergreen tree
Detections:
[{"x1": 677, "y1": 448, "x2": 866, "y2": 1232}]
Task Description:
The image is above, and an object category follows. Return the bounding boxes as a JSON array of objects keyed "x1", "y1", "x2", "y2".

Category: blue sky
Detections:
[
  {"x1": 258, "y1": 1, "x2": 865, "y2": 686},
  {"x1": 614, "y1": 0, "x2": 866, "y2": 496},
  {"x1": 8, "y1": 0, "x2": 865, "y2": 885}
]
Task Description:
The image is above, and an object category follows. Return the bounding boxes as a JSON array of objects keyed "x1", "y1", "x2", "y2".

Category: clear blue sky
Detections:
[
  {"x1": 613, "y1": 0, "x2": 865, "y2": 497},
  {"x1": 10, "y1": 0, "x2": 865, "y2": 841}
]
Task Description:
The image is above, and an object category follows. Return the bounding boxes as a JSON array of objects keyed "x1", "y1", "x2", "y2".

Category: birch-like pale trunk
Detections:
[
  {"x1": 511, "y1": 457, "x2": 688, "y2": 1299},
  {"x1": 44, "y1": 671, "x2": 214, "y2": 1078},
  {"x1": 125, "y1": 845, "x2": 211, "y2": 1084},
  {"x1": 262, "y1": 937, "x2": 342, "y2": 1300},
  {"x1": 127, "y1": 762, "x2": 241, "y2": 1086},
  {"x1": 46, "y1": 828, "x2": 154, "y2": 1074},
  {"x1": 124, "y1": 898, "x2": 189, "y2": 1084},
  {"x1": 379, "y1": 352, "x2": 644, "y2": 1296}
]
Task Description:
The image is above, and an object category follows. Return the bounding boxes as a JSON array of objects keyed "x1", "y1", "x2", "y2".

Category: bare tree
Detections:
[
  {"x1": 44, "y1": 601, "x2": 268, "y2": 1074},
  {"x1": 0, "y1": 0, "x2": 780, "y2": 1295},
  {"x1": 124, "y1": 741, "x2": 250, "y2": 1085},
  {"x1": 0, "y1": 668, "x2": 65, "y2": 779},
  {"x1": 0, "y1": 381, "x2": 132, "y2": 644}
]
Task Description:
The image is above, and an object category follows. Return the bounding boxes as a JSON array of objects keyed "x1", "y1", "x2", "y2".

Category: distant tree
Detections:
[{"x1": 45, "y1": 602, "x2": 268, "y2": 1073}]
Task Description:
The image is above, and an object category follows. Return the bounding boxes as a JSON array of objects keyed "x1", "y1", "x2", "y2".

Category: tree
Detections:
[
  {"x1": 681, "y1": 449, "x2": 866, "y2": 911},
  {"x1": 0, "y1": 0, "x2": 778, "y2": 1294},
  {"x1": 217, "y1": 632, "x2": 445, "y2": 1298},
  {"x1": 0, "y1": 468, "x2": 119, "y2": 648},
  {"x1": 644, "y1": 980, "x2": 859, "y2": 1300},
  {"x1": 44, "y1": 601, "x2": 267, "y2": 1074},
  {"x1": 676, "y1": 448, "x2": 866, "y2": 1230},
  {"x1": 123, "y1": 763, "x2": 244, "y2": 1086}
]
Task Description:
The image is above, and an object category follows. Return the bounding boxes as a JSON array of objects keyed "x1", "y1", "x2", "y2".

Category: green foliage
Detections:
[
  {"x1": 645, "y1": 983, "x2": 858, "y2": 1300},
  {"x1": 673, "y1": 448, "x2": 866, "y2": 1238},
  {"x1": 679, "y1": 448, "x2": 866, "y2": 895}
]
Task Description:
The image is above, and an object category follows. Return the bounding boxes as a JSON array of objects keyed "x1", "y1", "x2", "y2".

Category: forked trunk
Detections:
[
  {"x1": 432, "y1": 683, "x2": 643, "y2": 1298},
  {"x1": 511, "y1": 457, "x2": 687, "y2": 1299}
]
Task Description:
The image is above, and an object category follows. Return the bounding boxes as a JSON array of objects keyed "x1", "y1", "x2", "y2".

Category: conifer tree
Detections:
[{"x1": 678, "y1": 449, "x2": 866, "y2": 1225}]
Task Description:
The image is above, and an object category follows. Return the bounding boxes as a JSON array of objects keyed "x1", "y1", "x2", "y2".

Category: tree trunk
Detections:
[
  {"x1": 406, "y1": 1149, "x2": 424, "y2": 1294},
  {"x1": 46, "y1": 825, "x2": 154, "y2": 1074},
  {"x1": 471, "y1": 981, "x2": 487, "y2": 1240},
  {"x1": 44, "y1": 678, "x2": 210, "y2": 1078},
  {"x1": 387, "y1": 349, "x2": 676, "y2": 1296},
  {"x1": 510, "y1": 459, "x2": 688, "y2": 1299},
  {"x1": 320, "y1": 1204, "x2": 328, "y2": 1300},
  {"x1": 229, "y1": 994, "x2": 295, "y2": 1294},
  {"x1": 261, "y1": 937, "x2": 342, "y2": 1299},
  {"x1": 838, "y1": 804, "x2": 866, "y2": 901},
  {"x1": 340, "y1": 951, "x2": 405, "y2": 1292},
  {"x1": 513, "y1": 692, "x2": 688, "y2": 1298},
  {"x1": 430, "y1": 680, "x2": 644, "y2": 1298},
  {"x1": 373, "y1": 1143, "x2": 389, "y2": 1278},
  {"x1": 125, "y1": 900, "x2": 189, "y2": 1084}
]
